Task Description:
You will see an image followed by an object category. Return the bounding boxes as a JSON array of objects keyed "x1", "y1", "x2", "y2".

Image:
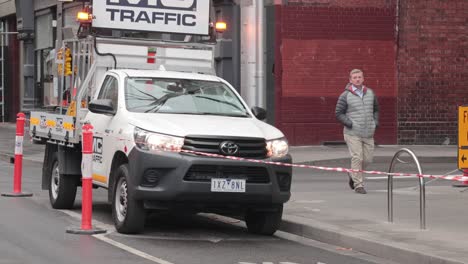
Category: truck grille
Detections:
[
  {"x1": 182, "y1": 135, "x2": 267, "y2": 158},
  {"x1": 184, "y1": 165, "x2": 270, "y2": 183}
]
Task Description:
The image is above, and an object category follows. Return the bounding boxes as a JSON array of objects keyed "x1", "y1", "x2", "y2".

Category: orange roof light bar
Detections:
[
  {"x1": 77, "y1": 11, "x2": 92, "y2": 24},
  {"x1": 215, "y1": 21, "x2": 227, "y2": 33}
]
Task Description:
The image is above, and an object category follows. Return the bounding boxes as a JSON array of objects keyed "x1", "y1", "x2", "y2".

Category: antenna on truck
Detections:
[{"x1": 93, "y1": 36, "x2": 117, "y2": 69}]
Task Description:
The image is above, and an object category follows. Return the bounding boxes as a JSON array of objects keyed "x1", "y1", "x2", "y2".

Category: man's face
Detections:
[{"x1": 349, "y1": 72, "x2": 364, "y2": 86}]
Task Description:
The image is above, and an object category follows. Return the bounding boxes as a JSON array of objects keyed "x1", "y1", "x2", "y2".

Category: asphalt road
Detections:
[{"x1": 0, "y1": 158, "x2": 413, "y2": 264}]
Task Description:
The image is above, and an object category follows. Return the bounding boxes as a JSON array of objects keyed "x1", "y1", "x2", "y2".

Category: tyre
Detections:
[
  {"x1": 48, "y1": 153, "x2": 77, "y2": 209},
  {"x1": 112, "y1": 164, "x2": 146, "y2": 234},
  {"x1": 245, "y1": 205, "x2": 283, "y2": 236}
]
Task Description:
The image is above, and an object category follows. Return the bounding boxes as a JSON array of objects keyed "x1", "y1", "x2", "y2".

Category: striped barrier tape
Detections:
[
  {"x1": 23, "y1": 117, "x2": 468, "y2": 183},
  {"x1": 179, "y1": 149, "x2": 468, "y2": 182}
]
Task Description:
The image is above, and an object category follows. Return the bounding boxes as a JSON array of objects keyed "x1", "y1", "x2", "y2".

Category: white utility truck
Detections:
[{"x1": 30, "y1": 0, "x2": 292, "y2": 235}]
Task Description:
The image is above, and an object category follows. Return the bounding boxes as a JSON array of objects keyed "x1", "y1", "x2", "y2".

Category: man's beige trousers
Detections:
[{"x1": 344, "y1": 134, "x2": 375, "y2": 188}]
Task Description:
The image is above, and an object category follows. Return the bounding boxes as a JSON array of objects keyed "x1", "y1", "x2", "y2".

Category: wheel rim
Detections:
[
  {"x1": 115, "y1": 178, "x2": 128, "y2": 223},
  {"x1": 51, "y1": 161, "x2": 60, "y2": 200}
]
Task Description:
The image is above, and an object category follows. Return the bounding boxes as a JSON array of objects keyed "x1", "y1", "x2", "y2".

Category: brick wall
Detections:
[
  {"x1": 397, "y1": 0, "x2": 468, "y2": 144},
  {"x1": 276, "y1": 1, "x2": 397, "y2": 145}
]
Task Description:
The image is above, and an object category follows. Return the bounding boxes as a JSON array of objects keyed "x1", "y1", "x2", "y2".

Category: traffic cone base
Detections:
[
  {"x1": 1, "y1": 192, "x2": 33, "y2": 197},
  {"x1": 66, "y1": 227, "x2": 106, "y2": 235},
  {"x1": 453, "y1": 169, "x2": 468, "y2": 187},
  {"x1": 452, "y1": 181, "x2": 468, "y2": 188}
]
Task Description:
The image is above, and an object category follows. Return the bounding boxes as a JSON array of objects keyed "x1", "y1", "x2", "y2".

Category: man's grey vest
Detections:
[{"x1": 335, "y1": 85, "x2": 379, "y2": 138}]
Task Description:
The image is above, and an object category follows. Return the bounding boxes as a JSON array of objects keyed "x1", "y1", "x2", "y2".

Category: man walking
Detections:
[{"x1": 335, "y1": 69, "x2": 379, "y2": 194}]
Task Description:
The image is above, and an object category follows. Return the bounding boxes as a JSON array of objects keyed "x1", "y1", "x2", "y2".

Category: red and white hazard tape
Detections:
[
  {"x1": 179, "y1": 149, "x2": 468, "y2": 182},
  {"x1": 25, "y1": 118, "x2": 468, "y2": 183}
]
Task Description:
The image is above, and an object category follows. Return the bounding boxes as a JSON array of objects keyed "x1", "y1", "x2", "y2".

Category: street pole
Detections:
[
  {"x1": 15, "y1": 0, "x2": 35, "y2": 112},
  {"x1": 256, "y1": 0, "x2": 265, "y2": 108},
  {"x1": 240, "y1": 0, "x2": 266, "y2": 108}
]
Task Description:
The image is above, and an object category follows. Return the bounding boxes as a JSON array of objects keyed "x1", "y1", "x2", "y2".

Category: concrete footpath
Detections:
[{"x1": 0, "y1": 122, "x2": 467, "y2": 264}]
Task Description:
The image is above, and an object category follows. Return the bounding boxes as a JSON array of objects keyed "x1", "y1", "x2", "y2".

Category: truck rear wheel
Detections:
[
  {"x1": 245, "y1": 205, "x2": 283, "y2": 236},
  {"x1": 112, "y1": 164, "x2": 146, "y2": 234},
  {"x1": 48, "y1": 153, "x2": 77, "y2": 209}
]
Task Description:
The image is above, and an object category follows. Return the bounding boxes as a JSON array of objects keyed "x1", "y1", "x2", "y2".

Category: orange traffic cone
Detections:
[{"x1": 453, "y1": 169, "x2": 468, "y2": 187}]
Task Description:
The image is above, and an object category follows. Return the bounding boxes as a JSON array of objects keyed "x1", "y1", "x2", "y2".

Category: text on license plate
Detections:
[{"x1": 211, "y1": 178, "x2": 246, "y2": 193}]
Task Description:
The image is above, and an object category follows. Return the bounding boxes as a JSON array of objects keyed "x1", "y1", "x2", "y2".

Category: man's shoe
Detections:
[
  {"x1": 348, "y1": 173, "x2": 355, "y2": 190},
  {"x1": 355, "y1": 187, "x2": 367, "y2": 194}
]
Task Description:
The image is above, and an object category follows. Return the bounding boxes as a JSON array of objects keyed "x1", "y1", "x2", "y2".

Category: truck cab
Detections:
[{"x1": 85, "y1": 69, "x2": 291, "y2": 234}]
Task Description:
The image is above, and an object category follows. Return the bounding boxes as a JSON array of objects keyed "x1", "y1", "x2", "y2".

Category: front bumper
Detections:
[{"x1": 127, "y1": 148, "x2": 292, "y2": 210}]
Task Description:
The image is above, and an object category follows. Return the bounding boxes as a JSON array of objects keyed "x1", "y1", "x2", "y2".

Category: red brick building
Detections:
[{"x1": 274, "y1": 0, "x2": 468, "y2": 145}]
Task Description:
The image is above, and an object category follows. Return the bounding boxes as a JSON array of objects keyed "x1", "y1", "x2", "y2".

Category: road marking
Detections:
[
  {"x1": 59, "y1": 210, "x2": 115, "y2": 230},
  {"x1": 293, "y1": 200, "x2": 325, "y2": 204},
  {"x1": 112, "y1": 233, "x2": 225, "y2": 243},
  {"x1": 59, "y1": 210, "x2": 174, "y2": 264},
  {"x1": 238, "y1": 262, "x2": 272, "y2": 264},
  {"x1": 238, "y1": 262, "x2": 303, "y2": 264},
  {"x1": 112, "y1": 233, "x2": 278, "y2": 243},
  {"x1": 94, "y1": 233, "x2": 174, "y2": 264},
  {"x1": 305, "y1": 208, "x2": 321, "y2": 212}
]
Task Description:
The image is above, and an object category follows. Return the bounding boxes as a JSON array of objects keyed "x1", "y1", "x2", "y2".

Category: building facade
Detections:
[
  {"x1": 0, "y1": 4, "x2": 20, "y2": 122},
  {"x1": 274, "y1": 0, "x2": 467, "y2": 145},
  {"x1": 0, "y1": 0, "x2": 85, "y2": 121}
]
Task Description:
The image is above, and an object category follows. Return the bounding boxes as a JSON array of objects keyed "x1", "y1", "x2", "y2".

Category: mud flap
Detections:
[{"x1": 42, "y1": 143, "x2": 58, "y2": 190}]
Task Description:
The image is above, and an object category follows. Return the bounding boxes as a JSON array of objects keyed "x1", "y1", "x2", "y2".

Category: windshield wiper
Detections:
[
  {"x1": 157, "y1": 112, "x2": 249, "y2": 117},
  {"x1": 126, "y1": 85, "x2": 162, "y2": 111},
  {"x1": 194, "y1": 95, "x2": 246, "y2": 113},
  {"x1": 198, "y1": 112, "x2": 249, "y2": 117},
  {"x1": 145, "y1": 93, "x2": 183, "y2": 113}
]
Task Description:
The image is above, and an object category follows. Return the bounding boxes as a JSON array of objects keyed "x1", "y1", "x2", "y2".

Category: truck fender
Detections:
[{"x1": 107, "y1": 151, "x2": 129, "y2": 203}]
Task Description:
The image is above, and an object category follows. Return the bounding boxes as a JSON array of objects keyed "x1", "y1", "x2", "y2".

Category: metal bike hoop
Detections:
[{"x1": 388, "y1": 148, "x2": 426, "y2": 229}]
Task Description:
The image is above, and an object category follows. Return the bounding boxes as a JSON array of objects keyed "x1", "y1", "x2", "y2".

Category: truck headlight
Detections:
[
  {"x1": 134, "y1": 127, "x2": 184, "y2": 153},
  {"x1": 266, "y1": 138, "x2": 289, "y2": 158}
]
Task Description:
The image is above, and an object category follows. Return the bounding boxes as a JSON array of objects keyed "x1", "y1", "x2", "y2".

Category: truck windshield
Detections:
[{"x1": 125, "y1": 78, "x2": 249, "y2": 117}]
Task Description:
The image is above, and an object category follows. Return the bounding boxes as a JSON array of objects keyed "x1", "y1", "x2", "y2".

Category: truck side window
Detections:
[{"x1": 98, "y1": 76, "x2": 118, "y2": 109}]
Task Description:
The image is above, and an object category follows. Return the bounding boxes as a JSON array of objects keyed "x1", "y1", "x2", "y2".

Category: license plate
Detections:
[{"x1": 211, "y1": 178, "x2": 246, "y2": 193}]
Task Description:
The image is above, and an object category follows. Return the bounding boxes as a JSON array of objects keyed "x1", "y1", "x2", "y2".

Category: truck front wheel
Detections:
[
  {"x1": 245, "y1": 205, "x2": 283, "y2": 236},
  {"x1": 112, "y1": 164, "x2": 146, "y2": 234},
  {"x1": 49, "y1": 153, "x2": 77, "y2": 209}
]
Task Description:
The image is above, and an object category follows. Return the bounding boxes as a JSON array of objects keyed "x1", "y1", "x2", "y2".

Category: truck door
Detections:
[{"x1": 86, "y1": 74, "x2": 120, "y2": 187}]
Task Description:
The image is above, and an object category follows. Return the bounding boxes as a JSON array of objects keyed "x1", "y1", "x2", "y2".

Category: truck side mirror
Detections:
[
  {"x1": 88, "y1": 99, "x2": 116, "y2": 115},
  {"x1": 251, "y1": 106, "x2": 267, "y2": 120}
]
